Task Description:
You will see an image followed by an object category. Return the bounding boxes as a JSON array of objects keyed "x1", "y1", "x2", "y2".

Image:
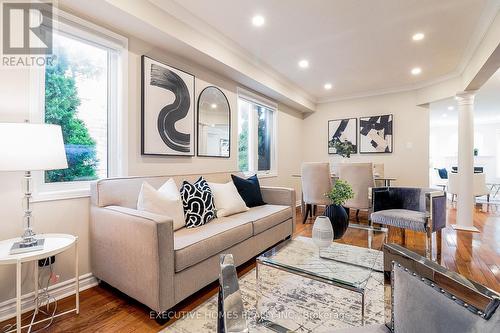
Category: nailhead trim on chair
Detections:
[{"x1": 391, "y1": 261, "x2": 487, "y2": 320}]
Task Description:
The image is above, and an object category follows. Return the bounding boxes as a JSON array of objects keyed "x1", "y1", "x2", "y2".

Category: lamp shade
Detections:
[{"x1": 0, "y1": 123, "x2": 68, "y2": 171}]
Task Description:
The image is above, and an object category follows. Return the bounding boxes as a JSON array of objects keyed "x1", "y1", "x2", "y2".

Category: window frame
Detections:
[
  {"x1": 29, "y1": 9, "x2": 128, "y2": 202},
  {"x1": 237, "y1": 89, "x2": 278, "y2": 178}
]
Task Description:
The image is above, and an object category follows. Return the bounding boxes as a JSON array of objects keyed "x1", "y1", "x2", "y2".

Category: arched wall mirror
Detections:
[{"x1": 197, "y1": 86, "x2": 231, "y2": 157}]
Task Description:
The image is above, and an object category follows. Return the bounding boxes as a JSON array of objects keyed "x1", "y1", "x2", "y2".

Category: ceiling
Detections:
[
  {"x1": 431, "y1": 68, "x2": 500, "y2": 126},
  {"x1": 164, "y1": 0, "x2": 496, "y2": 101}
]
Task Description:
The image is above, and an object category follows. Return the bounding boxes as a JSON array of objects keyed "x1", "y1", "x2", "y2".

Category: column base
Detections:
[{"x1": 451, "y1": 224, "x2": 480, "y2": 232}]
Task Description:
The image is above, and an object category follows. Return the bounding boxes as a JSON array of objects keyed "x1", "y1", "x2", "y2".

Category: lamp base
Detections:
[{"x1": 10, "y1": 238, "x2": 45, "y2": 255}]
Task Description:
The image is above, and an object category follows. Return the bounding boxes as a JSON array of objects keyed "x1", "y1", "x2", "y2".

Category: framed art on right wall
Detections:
[{"x1": 359, "y1": 114, "x2": 393, "y2": 153}]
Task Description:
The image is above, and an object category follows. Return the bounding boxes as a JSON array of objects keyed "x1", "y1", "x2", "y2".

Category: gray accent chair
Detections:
[{"x1": 370, "y1": 187, "x2": 446, "y2": 259}]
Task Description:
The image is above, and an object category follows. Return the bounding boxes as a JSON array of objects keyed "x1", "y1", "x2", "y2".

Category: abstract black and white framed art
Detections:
[
  {"x1": 141, "y1": 56, "x2": 195, "y2": 156},
  {"x1": 328, "y1": 118, "x2": 358, "y2": 154},
  {"x1": 359, "y1": 114, "x2": 393, "y2": 153}
]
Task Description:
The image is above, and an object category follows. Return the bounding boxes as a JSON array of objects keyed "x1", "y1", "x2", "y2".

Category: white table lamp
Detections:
[{"x1": 0, "y1": 123, "x2": 68, "y2": 253}]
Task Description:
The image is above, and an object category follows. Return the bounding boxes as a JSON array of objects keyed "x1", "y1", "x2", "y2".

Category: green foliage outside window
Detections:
[
  {"x1": 238, "y1": 114, "x2": 249, "y2": 172},
  {"x1": 44, "y1": 53, "x2": 98, "y2": 182}
]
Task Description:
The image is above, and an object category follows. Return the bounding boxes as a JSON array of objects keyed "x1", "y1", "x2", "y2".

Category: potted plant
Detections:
[
  {"x1": 324, "y1": 179, "x2": 354, "y2": 239},
  {"x1": 329, "y1": 138, "x2": 356, "y2": 161}
]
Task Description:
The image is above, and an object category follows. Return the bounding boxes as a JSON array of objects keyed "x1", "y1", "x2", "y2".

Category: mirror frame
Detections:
[{"x1": 196, "y1": 86, "x2": 231, "y2": 158}]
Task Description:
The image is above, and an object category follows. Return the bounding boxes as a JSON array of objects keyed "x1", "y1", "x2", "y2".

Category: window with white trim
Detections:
[
  {"x1": 31, "y1": 11, "x2": 127, "y2": 200},
  {"x1": 237, "y1": 95, "x2": 277, "y2": 176}
]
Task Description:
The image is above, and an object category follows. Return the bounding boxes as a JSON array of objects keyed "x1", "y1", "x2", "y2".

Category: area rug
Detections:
[{"x1": 163, "y1": 240, "x2": 386, "y2": 332}]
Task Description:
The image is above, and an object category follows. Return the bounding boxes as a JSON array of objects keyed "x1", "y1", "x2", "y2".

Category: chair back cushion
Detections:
[
  {"x1": 337, "y1": 162, "x2": 374, "y2": 209},
  {"x1": 301, "y1": 162, "x2": 333, "y2": 205},
  {"x1": 437, "y1": 168, "x2": 448, "y2": 179}
]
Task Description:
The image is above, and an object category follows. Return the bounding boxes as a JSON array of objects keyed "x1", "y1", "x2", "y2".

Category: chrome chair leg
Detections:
[{"x1": 425, "y1": 228, "x2": 432, "y2": 260}]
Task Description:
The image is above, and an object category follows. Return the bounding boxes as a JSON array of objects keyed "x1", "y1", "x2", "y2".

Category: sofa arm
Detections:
[
  {"x1": 260, "y1": 186, "x2": 296, "y2": 231},
  {"x1": 90, "y1": 205, "x2": 175, "y2": 312}
]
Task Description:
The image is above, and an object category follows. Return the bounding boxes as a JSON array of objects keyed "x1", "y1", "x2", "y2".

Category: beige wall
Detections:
[
  {"x1": 0, "y1": 26, "x2": 303, "y2": 306},
  {"x1": 125, "y1": 36, "x2": 303, "y2": 191},
  {"x1": 302, "y1": 91, "x2": 430, "y2": 187}
]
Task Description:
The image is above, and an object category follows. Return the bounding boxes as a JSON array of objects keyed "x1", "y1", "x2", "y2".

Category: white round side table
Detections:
[{"x1": 0, "y1": 234, "x2": 79, "y2": 333}]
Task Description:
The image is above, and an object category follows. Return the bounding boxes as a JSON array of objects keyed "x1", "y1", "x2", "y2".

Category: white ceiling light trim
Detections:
[
  {"x1": 324, "y1": 83, "x2": 332, "y2": 90},
  {"x1": 252, "y1": 15, "x2": 265, "y2": 27},
  {"x1": 412, "y1": 32, "x2": 425, "y2": 41},
  {"x1": 150, "y1": 0, "x2": 498, "y2": 106},
  {"x1": 411, "y1": 67, "x2": 422, "y2": 75},
  {"x1": 298, "y1": 59, "x2": 309, "y2": 69}
]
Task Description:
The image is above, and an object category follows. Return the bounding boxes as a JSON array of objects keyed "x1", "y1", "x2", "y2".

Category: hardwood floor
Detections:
[{"x1": 2, "y1": 205, "x2": 499, "y2": 332}]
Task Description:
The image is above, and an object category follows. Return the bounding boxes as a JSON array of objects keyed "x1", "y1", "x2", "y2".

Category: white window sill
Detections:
[
  {"x1": 257, "y1": 172, "x2": 278, "y2": 179},
  {"x1": 32, "y1": 187, "x2": 91, "y2": 203},
  {"x1": 242, "y1": 171, "x2": 278, "y2": 179}
]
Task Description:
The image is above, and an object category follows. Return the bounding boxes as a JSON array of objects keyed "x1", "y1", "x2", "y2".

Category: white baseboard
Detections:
[{"x1": 0, "y1": 273, "x2": 98, "y2": 322}]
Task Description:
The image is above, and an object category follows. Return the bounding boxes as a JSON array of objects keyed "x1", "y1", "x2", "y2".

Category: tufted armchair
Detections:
[{"x1": 370, "y1": 187, "x2": 446, "y2": 259}]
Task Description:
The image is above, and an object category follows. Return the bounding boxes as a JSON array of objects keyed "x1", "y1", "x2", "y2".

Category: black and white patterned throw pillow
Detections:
[{"x1": 180, "y1": 177, "x2": 216, "y2": 228}]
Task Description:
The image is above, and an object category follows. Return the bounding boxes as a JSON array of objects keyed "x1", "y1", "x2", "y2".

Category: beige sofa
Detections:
[{"x1": 89, "y1": 172, "x2": 296, "y2": 314}]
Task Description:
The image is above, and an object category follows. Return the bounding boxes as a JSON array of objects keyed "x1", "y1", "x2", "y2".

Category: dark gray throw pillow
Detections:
[
  {"x1": 231, "y1": 174, "x2": 266, "y2": 208},
  {"x1": 180, "y1": 177, "x2": 216, "y2": 228}
]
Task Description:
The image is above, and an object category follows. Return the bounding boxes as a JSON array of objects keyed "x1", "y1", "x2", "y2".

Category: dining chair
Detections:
[
  {"x1": 373, "y1": 163, "x2": 385, "y2": 187},
  {"x1": 448, "y1": 173, "x2": 490, "y2": 203},
  {"x1": 336, "y1": 162, "x2": 375, "y2": 221},
  {"x1": 301, "y1": 162, "x2": 333, "y2": 223},
  {"x1": 433, "y1": 168, "x2": 448, "y2": 191}
]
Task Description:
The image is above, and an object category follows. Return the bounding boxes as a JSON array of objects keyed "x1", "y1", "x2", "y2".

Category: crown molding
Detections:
[
  {"x1": 156, "y1": 0, "x2": 498, "y2": 107},
  {"x1": 316, "y1": 71, "x2": 462, "y2": 104},
  {"x1": 147, "y1": 0, "x2": 316, "y2": 106}
]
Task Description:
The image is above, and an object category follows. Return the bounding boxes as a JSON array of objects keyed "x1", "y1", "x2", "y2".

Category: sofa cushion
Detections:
[
  {"x1": 180, "y1": 177, "x2": 216, "y2": 228},
  {"x1": 371, "y1": 209, "x2": 428, "y2": 232},
  {"x1": 241, "y1": 204, "x2": 292, "y2": 235},
  {"x1": 231, "y1": 174, "x2": 266, "y2": 207},
  {"x1": 208, "y1": 181, "x2": 249, "y2": 217},
  {"x1": 136, "y1": 180, "x2": 185, "y2": 231},
  {"x1": 174, "y1": 216, "x2": 253, "y2": 272}
]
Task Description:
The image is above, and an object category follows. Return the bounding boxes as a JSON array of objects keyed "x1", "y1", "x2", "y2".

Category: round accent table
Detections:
[{"x1": 0, "y1": 234, "x2": 78, "y2": 333}]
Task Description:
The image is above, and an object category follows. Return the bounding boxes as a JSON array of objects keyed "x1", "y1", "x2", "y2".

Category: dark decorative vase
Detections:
[{"x1": 324, "y1": 204, "x2": 349, "y2": 239}]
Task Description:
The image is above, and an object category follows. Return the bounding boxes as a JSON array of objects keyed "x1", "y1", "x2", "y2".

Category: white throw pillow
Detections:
[
  {"x1": 208, "y1": 181, "x2": 249, "y2": 217},
  {"x1": 137, "y1": 179, "x2": 185, "y2": 230}
]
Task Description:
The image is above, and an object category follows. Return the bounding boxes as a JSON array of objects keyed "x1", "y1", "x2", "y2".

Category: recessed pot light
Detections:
[
  {"x1": 412, "y1": 33, "x2": 425, "y2": 41},
  {"x1": 252, "y1": 15, "x2": 265, "y2": 27},
  {"x1": 411, "y1": 67, "x2": 422, "y2": 75},
  {"x1": 447, "y1": 106, "x2": 454, "y2": 111},
  {"x1": 298, "y1": 59, "x2": 309, "y2": 69},
  {"x1": 324, "y1": 83, "x2": 332, "y2": 90}
]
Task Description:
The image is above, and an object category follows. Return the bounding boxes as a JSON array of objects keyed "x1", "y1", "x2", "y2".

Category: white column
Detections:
[{"x1": 452, "y1": 91, "x2": 479, "y2": 232}]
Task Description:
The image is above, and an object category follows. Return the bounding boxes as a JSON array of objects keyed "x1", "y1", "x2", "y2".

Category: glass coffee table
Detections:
[{"x1": 255, "y1": 225, "x2": 387, "y2": 331}]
